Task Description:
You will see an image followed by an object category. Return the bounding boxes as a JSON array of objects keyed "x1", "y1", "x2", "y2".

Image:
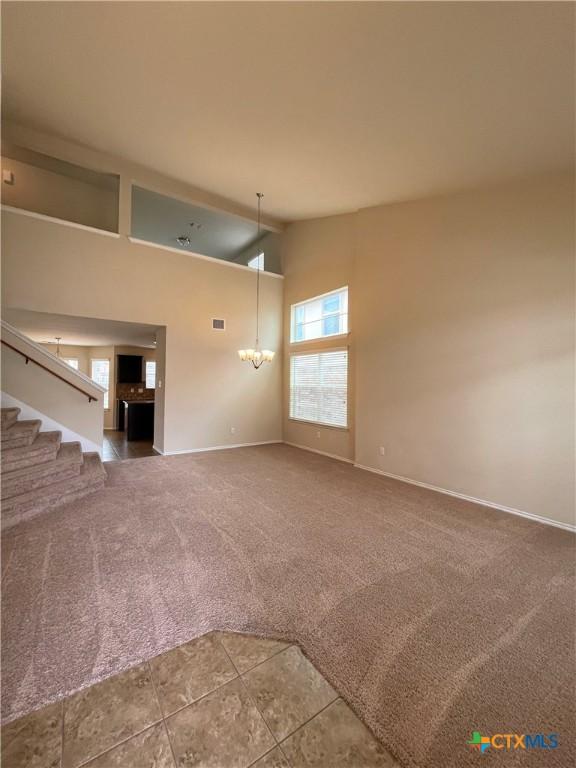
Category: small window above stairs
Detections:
[{"x1": 1, "y1": 407, "x2": 107, "y2": 530}]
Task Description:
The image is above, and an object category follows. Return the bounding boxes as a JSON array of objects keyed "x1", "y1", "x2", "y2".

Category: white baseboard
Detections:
[
  {"x1": 284, "y1": 441, "x2": 354, "y2": 464},
  {"x1": 354, "y1": 463, "x2": 575, "y2": 533},
  {"x1": 153, "y1": 439, "x2": 282, "y2": 456},
  {"x1": 145, "y1": 438, "x2": 575, "y2": 534}
]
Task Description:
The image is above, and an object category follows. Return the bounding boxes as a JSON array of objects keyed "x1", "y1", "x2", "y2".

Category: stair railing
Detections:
[
  {"x1": 1, "y1": 320, "x2": 106, "y2": 404},
  {"x1": 1, "y1": 340, "x2": 98, "y2": 402}
]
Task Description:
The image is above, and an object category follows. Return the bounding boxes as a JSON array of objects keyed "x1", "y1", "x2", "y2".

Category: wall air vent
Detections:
[{"x1": 212, "y1": 318, "x2": 226, "y2": 331}]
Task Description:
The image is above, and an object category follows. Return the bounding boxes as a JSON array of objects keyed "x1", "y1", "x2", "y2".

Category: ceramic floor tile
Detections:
[
  {"x1": 1, "y1": 701, "x2": 62, "y2": 768},
  {"x1": 242, "y1": 646, "x2": 337, "y2": 742},
  {"x1": 103, "y1": 431, "x2": 155, "y2": 461},
  {"x1": 249, "y1": 746, "x2": 291, "y2": 768},
  {"x1": 62, "y1": 663, "x2": 162, "y2": 768},
  {"x1": 218, "y1": 632, "x2": 290, "y2": 674},
  {"x1": 83, "y1": 722, "x2": 175, "y2": 768},
  {"x1": 149, "y1": 632, "x2": 237, "y2": 716},
  {"x1": 165, "y1": 677, "x2": 275, "y2": 768},
  {"x1": 281, "y1": 699, "x2": 398, "y2": 768}
]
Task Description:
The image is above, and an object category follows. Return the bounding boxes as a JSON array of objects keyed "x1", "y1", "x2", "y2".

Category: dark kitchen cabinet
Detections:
[
  {"x1": 117, "y1": 399, "x2": 126, "y2": 432},
  {"x1": 120, "y1": 400, "x2": 154, "y2": 441},
  {"x1": 117, "y1": 354, "x2": 143, "y2": 383}
]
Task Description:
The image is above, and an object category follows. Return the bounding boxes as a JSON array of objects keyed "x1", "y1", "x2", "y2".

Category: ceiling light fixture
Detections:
[
  {"x1": 176, "y1": 235, "x2": 191, "y2": 246},
  {"x1": 238, "y1": 193, "x2": 274, "y2": 369},
  {"x1": 55, "y1": 337, "x2": 62, "y2": 357}
]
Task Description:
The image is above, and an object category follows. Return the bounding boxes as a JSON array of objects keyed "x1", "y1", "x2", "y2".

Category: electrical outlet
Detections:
[
  {"x1": 138, "y1": 388, "x2": 143, "y2": 393},
  {"x1": 316, "y1": 431, "x2": 321, "y2": 439},
  {"x1": 379, "y1": 446, "x2": 386, "y2": 456},
  {"x1": 130, "y1": 388, "x2": 134, "y2": 393},
  {"x1": 231, "y1": 427, "x2": 236, "y2": 435}
]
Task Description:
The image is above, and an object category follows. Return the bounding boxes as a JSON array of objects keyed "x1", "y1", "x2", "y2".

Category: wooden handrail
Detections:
[{"x1": 1, "y1": 339, "x2": 99, "y2": 403}]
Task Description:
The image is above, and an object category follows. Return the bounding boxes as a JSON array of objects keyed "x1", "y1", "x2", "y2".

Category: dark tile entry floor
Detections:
[
  {"x1": 102, "y1": 430, "x2": 157, "y2": 461},
  {"x1": 1, "y1": 632, "x2": 397, "y2": 768}
]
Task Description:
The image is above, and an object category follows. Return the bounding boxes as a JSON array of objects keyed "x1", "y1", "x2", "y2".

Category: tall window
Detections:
[
  {"x1": 248, "y1": 252, "x2": 265, "y2": 271},
  {"x1": 289, "y1": 350, "x2": 348, "y2": 428},
  {"x1": 63, "y1": 358, "x2": 79, "y2": 370},
  {"x1": 91, "y1": 359, "x2": 110, "y2": 409},
  {"x1": 146, "y1": 360, "x2": 156, "y2": 389},
  {"x1": 291, "y1": 287, "x2": 348, "y2": 343}
]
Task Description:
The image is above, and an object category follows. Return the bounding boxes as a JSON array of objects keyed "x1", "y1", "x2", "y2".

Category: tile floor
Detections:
[
  {"x1": 1, "y1": 632, "x2": 398, "y2": 768},
  {"x1": 102, "y1": 430, "x2": 157, "y2": 462}
]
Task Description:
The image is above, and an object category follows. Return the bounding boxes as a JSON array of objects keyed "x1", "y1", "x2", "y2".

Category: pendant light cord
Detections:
[{"x1": 255, "y1": 192, "x2": 263, "y2": 348}]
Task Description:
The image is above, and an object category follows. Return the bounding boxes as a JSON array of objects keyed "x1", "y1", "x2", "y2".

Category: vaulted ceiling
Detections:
[{"x1": 2, "y1": 1, "x2": 573, "y2": 221}]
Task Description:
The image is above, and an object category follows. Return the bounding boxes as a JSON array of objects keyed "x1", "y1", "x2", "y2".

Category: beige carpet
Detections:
[{"x1": 2, "y1": 444, "x2": 574, "y2": 767}]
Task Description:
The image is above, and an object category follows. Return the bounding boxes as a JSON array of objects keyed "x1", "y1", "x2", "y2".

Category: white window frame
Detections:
[
  {"x1": 145, "y1": 360, "x2": 156, "y2": 389},
  {"x1": 290, "y1": 287, "x2": 349, "y2": 344},
  {"x1": 91, "y1": 358, "x2": 110, "y2": 409},
  {"x1": 289, "y1": 347, "x2": 349, "y2": 429}
]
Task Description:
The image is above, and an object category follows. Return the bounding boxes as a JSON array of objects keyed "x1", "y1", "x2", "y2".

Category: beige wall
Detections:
[
  {"x1": 282, "y1": 214, "x2": 356, "y2": 461},
  {"x1": 40, "y1": 343, "x2": 122, "y2": 429},
  {"x1": 281, "y1": 173, "x2": 574, "y2": 527},
  {"x1": 153, "y1": 327, "x2": 167, "y2": 453},
  {"x1": 1, "y1": 156, "x2": 118, "y2": 232},
  {"x1": 2, "y1": 209, "x2": 283, "y2": 453},
  {"x1": 40, "y1": 342, "x2": 117, "y2": 426},
  {"x1": 39, "y1": 344, "x2": 90, "y2": 376},
  {"x1": 355, "y1": 172, "x2": 573, "y2": 525}
]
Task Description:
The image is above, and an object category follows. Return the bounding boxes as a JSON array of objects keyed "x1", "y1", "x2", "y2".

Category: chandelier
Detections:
[{"x1": 238, "y1": 193, "x2": 275, "y2": 369}]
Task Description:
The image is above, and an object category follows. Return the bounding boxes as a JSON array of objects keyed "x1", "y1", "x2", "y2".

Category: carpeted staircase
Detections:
[{"x1": 1, "y1": 407, "x2": 107, "y2": 530}]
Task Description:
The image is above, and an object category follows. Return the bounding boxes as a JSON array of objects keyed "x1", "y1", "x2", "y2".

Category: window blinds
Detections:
[
  {"x1": 145, "y1": 360, "x2": 156, "y2": 389},
  {"x1": 289, "y1": 349, "x2": 348, "y2": 428},
  {"x1": 90, "y1": 359, "x2": 110, "y2": 409}
]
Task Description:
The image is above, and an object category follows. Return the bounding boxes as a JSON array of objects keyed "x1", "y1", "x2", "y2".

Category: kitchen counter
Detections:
[{"x1": 118, "y1": 400, "x2": 155, "y2": 440}]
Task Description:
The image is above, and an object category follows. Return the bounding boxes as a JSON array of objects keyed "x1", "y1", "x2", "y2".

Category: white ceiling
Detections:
[
  {"x1": 4, "y1": 309, "x2": 158, "y2": 348},
  {"x1": 2, "y1": 2, "x2": 573, "y2": 221}
]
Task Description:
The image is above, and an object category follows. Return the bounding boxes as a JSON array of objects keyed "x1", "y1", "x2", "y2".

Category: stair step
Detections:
[
  {"x1": 1, "y1": 442, "x2": 83, "y2": 500},
  {"x1": 1, "y1": 419, "x2": 41, "y2": 449},
  {"x1": 1, "y1": 407, "x2": 20, "y2": 429},
  {"x1": 1, "y1": 431, "x2": 62, "y2": 473},
  {"x1": 2, "y1": 453, "x2": 107, "y2": 530}
]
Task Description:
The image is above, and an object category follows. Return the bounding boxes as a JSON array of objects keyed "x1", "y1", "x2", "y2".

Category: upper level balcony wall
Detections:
[
  {"x1": 131, "y1": 185, "x2": 283, "y2": 275},
  {"x1": 1, "y1": 145, "x2": 119, "y2": 233},
  {"x1": 2, "y1": 120, "x2": 284, "y2": 238},
  {"x1": 1, "y1": 206, "x2": 283, "y2": 455}
]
